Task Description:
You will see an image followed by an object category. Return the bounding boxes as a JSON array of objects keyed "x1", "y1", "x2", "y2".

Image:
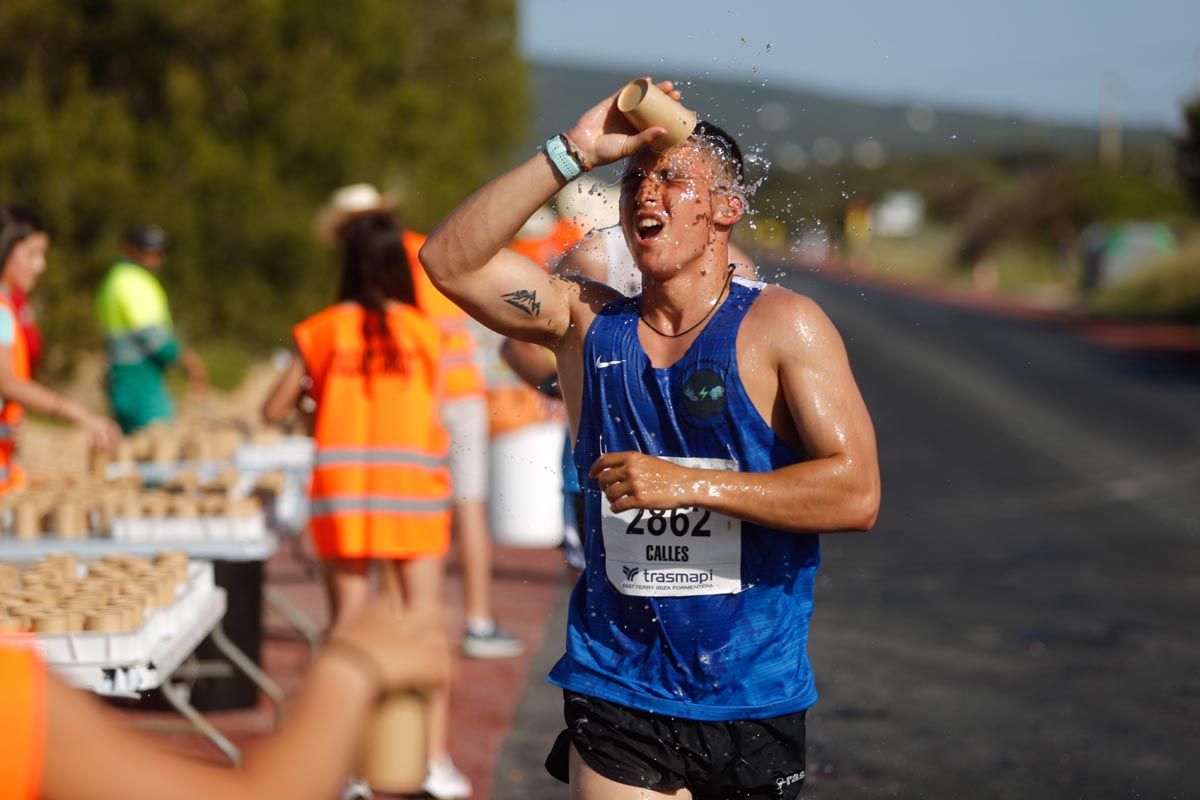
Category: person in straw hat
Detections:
[
  {"x1": 317, "y1": 184, "x2": 525, "y2": 664},
  {"x1": 264, "y1": 209, "x2": 470, "y2": 799}
]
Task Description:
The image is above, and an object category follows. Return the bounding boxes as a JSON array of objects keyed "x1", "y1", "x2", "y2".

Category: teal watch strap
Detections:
[{"x1": 544, "y1": 135, "x2": 582, "y2": 181}]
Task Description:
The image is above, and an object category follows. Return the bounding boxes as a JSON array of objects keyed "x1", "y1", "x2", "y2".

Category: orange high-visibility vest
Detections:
[
  {"x1": 0, "y1": 646, "x2": 46, "y2": 800},
  {"x1": 508, "y1": 219, "x2": 585, "y2": 269},
  {"x1": 0, "y1": 292, "x2": 30, "y2": 494},
  {"x1": 401, "y1": 230, "x2": 485, "y2": 400},
  {"x1": 294, "y1": 302, "x2": 451, "y2": 560}
]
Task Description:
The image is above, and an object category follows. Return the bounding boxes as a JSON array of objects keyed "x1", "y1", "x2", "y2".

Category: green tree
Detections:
[
  {"x1": 1178, "y1": 95, "x2": 1200, "y2": 213},
  {"x1": 0, "y1": 0, "x2": 527, "y2": 372}
]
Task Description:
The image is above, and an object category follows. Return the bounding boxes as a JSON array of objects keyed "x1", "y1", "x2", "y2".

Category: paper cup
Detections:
[
  {"x1": 359, "y1": 692, "x2": 428, "y2": 794},
  {"x1": 85, "y1": 611, "x2": 125, "y2": 632},
  {"x1": 42, "y1": 554, "x2": 79, "y2": 581},
  {"x1": 13, "y1": 503, "x2": 41, "y2": 541},
  {"x1": 617, "y1": 78, "x2": 697, "y2": 152},
  {"x1": 31, "y1": 613, "x2": 69, "y2": 634},
  {"x1": 108, "y1": 602, "x2": 141, "y2": 630}
]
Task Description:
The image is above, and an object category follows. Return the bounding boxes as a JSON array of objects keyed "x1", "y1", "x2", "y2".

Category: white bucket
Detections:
[{"x1": 489, "y1": 422, "x2": 566, "y2": 547}]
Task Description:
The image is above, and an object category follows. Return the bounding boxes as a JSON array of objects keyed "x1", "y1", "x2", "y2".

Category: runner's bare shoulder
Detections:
[
  {"x1": 742, "y1": 284, "x2": 846, "y2": 363},
  {"x1": 556, "y1": 271, "x2": 624, "y2": 336}
]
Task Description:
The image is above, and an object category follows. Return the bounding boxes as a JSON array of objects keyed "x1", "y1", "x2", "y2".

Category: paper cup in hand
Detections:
[
  {"x1": 617, "y1": 78, "x2": 697, "y2": 152},
  {"x1": 359, "y1": 692, "x2": 428, "y2": 793}
]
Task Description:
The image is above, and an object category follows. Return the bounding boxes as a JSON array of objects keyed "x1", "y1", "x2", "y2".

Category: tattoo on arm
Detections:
[{"x1": 501, "y1": 289, "x2": 541, "y2": 317}]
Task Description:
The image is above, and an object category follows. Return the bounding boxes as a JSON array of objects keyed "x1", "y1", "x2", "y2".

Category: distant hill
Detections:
[{"x1": 527, "y1": 61, "x2": 1170, "y2": 167}]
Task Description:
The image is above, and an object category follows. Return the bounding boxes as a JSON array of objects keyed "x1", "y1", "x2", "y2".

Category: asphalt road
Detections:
[{"x1": 494, "y1": 266, "x2": 1200, "y2": 800}]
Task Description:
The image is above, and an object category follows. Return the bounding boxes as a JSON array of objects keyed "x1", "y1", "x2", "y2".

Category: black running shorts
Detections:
[{"x1": 545, "y1": 691, "x2": 808, "y2": 800}]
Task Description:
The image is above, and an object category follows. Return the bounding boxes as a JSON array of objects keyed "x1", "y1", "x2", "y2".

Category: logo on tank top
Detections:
[{"x1": 681, "y1": 368, "x2": 727, "y2": 419}]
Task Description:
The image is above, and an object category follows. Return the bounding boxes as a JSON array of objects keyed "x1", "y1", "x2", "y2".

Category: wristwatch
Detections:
[{"x1": 544, "y1": 134, "x2": 583, "y2": 182}]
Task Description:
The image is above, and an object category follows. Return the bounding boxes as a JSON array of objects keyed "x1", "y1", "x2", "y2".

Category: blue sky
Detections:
[{"x1": 518, "y1": 0, "x2": 1200, "y2": 128}]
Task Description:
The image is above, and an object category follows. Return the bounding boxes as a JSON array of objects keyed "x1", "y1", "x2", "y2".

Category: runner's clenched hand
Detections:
[
  {"x1": 590, "y1": 451, "x2": 698, "y2": 512},
  {"x1": 564, "y1": 79, "x2": 681, "y2": 169}
]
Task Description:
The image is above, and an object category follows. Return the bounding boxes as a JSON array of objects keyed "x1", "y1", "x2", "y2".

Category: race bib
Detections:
[{"x1": 601, "y1": 456, "x2": 742, "y2": 597}]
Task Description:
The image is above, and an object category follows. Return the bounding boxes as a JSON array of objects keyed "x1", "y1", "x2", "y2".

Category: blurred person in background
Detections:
[
  {"x1": 263, "y1": 211, "x2": 469, "y2": 799},
  {"x1": 1, "y1": 599, "x2": 448, "y2": 800},
  {"x1": 95, "y1": 224, "x2": 208, "y2": 433},
  {"x1": 0, "y1": 207, "x2": 46, "y2": 378},
  {"x1": 316, "y1": 184, "x2": 524, "y2": 662},
  {"x1": 0, "y1": 205, "x2": 119, "y2": 492}
]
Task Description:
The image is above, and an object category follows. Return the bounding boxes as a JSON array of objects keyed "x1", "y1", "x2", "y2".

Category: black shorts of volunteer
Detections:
[{"x1": 546, "y1": 691, "x2": 807, "y2": 800}]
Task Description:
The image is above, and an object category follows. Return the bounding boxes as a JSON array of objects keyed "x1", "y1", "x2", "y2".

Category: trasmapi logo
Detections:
[
  {"x1": 639, "y1": 569, "x2": 714, "y2": 585},
  {"x1": 775, "y1": 771, "x2": 805, "y2": 794},
  {"x1": 622, "y1": 565, "x2": 639, "y2": 581}
]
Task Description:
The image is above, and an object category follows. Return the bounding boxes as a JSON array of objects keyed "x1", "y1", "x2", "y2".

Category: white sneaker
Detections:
[
  {"x1": 423, "y1": 755, "x2": 472, "y2": 799},
  {"x1": 462, "y1": 623, "x2": 524, "y2": 659},
  {"x1": 340, "y1": 777, "x2": 373, "y2": 800}
]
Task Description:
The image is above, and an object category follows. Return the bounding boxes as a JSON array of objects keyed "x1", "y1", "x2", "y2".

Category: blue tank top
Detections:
[{"x1": 548, "y1": 276, "x2": 821, "y2": 721}]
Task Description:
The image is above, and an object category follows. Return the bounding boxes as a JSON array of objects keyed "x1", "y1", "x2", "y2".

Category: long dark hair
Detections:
[
  {"x1": 0, "y1": 205, "x2": 49, "y2": 279},
  {"x1": 336, "y1": 212, "x2": 417, "y2": 374}
]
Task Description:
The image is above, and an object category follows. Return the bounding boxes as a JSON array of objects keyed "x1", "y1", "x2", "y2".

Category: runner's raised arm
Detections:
[{"x1": 418, "y1": 81, "x2": 678, "y2": 347}]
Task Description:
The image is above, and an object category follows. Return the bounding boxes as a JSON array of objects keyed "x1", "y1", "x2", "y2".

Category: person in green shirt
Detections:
[{"x1": 95, "y1": 225, "x2": 208, "y2": 433}]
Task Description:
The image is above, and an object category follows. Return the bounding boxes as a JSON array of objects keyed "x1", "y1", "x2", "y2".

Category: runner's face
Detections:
[
  {"x1": 2, "y1": 233, "x2": 49, "y2": 294},
  {"x1": 620, "y1": 142, "x2": 731, "y2": 278}
]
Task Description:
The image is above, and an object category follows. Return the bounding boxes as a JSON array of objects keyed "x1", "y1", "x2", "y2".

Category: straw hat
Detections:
[{"x1": 313, "y1": 183, "x2": 396, "y2": 246}]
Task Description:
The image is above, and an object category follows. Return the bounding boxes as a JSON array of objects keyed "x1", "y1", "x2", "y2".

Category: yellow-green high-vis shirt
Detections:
[{"x1": 95, "y1": 260, "x2": 181, "y2": 432}]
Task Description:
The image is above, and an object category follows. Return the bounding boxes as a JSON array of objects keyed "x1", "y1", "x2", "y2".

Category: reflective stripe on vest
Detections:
[
  {"x1": 311, "y1": 494, "x2": 452, "y2": 517},
  {"x1": 103, "y1": 324, "x2": 173, "y2": 365},
  {"x1": 315, "y1": 447, "x2": 448, "y2": 470}
]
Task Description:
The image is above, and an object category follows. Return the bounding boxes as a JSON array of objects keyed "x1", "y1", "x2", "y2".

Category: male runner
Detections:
[
  {"x1": 500, "y1": 224, "x2": 757, "y2": 572},
  {"x1": 420, "y1": 80, "x2": 880, "y2": 799}
]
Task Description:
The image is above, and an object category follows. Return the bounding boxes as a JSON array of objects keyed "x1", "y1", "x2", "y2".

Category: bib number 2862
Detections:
[
  {"x1": 601, "y1": 456, "x2": 742, "y2": 597},
  {"x1": 625, "y1": 507, "x2": 712, "y2": 538}
]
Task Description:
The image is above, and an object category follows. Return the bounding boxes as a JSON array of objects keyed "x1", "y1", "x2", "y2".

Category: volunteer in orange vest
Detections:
[
  {"x1": 316, "y1": 184, "x2": 524, "y2": 662},
  {"x1": 0, "y1": 599, "x2": 448, "y2": 800},
  {"x1": 0, "y1": 206, "x2": 119, "y2": 492},
  {"x1": 263, "y1": 211, "x2": 469, "y2": 800}
]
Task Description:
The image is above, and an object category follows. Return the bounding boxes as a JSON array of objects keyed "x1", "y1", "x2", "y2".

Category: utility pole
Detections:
[{"x1": 1100, "y1": 75, "x2": 1122, "y2": 169}]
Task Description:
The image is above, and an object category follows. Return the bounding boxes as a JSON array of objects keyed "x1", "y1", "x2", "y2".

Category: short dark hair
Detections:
[
  {"x1": 124, "y1": 224, "x2": 168, "y2": 252},
  {"x1": 0, "y1": 205, "x2": 49, "y2": 272},
  {"x1": 690, "y1": 120, "x2": 745, "y2": 189}
]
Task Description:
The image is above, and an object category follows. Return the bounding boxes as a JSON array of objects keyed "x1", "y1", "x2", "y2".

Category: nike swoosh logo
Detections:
[{"x1": 595, "y1": 358, "x2": 625, "y2": 369}]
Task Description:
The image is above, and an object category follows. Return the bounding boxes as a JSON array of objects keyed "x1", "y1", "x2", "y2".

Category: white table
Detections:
[{"x1": 43, "y1": 586, "x2": 282, "y2": 765}]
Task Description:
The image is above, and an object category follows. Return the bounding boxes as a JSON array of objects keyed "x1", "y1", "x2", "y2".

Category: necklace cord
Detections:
[{"x1": 638, "y1": 264, "x2": 735, "y2": 339}]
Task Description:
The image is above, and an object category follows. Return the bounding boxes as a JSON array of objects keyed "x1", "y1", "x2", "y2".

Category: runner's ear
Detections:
[{"x1": 712, "y1": 191, "x2": 743, "y2": 228}]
